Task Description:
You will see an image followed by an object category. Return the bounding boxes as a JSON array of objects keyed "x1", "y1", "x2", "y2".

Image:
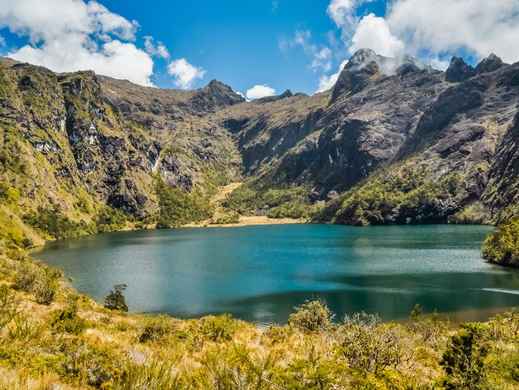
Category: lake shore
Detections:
[{"x1": 183, "y1": 215, "x2": 306, "y2": 228}]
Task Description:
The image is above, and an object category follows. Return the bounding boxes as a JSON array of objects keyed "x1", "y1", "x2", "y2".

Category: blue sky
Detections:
[
  {"x1": 97, "y1": 0, "x2": 386, "y2": 93},
  {"x1": 1, "y1": 1, "x2": 517, "y2": 97}
]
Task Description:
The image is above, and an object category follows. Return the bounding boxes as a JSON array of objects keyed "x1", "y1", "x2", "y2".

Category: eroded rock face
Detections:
[{"x1": 446, "y1": 57, "x2": 475, "y2": 82}]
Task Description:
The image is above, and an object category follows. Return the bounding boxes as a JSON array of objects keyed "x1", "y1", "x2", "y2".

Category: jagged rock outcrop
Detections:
[{"x1": 446, "y1": 57, "x2": 475, "y2": 82}]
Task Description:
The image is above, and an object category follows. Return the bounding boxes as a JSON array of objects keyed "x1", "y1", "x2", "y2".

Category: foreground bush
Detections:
[
  {"x1": 482, "y1": 217, "x2": 519, "y2": 267},
  {"x1": 288, "y1": 300, "x2": 334, "y2": 332}
]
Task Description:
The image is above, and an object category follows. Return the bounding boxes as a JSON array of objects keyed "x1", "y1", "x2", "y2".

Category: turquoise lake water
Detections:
[{"x1": 36, "y1": 224, "x2": 519, "y2": 323}]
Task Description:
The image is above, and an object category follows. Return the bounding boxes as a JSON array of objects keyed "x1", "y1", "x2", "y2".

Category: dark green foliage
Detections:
[
  {"x1": 155, "y1": 178, "x2": 213, "y2": 228},
  {"x1": 441, "y1": 323, "x2": 489, "y2": 389},
  {"x1": 288, "y1": 300, "x2": 334, "y2": 333},
  {"x1": 51, "y1": 304, "x2": 87, "y2": 335},
  {"x1": 224, "y1": 184, "x2": 314, "y2": 219},
  {"x1": 482, "y1": 217, "x2": 519, "y2": 267},
  {"x1": 23, "y1": 206, "x2": 94, "y2": 240},
  {"x1": 104, "y1": 284, "x2": 129, "y2": 312},
  {"x1": 96, "y1": 207, "x2": 129, "y2": 233},
  {"x1": 317, "y1": 165, "x2": 464, "y2": 225},
  {"x1": 138, "y1": 317, "x2": 171, "y2": 343}
]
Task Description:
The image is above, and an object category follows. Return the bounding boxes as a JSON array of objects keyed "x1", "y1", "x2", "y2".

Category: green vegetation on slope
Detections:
[
  {"x1": 223, "y1": 183, "x2": 320, "y2": 219},
  {"x1": 482, "y1": 218, "x2": 519, "y2": 268},
  {"x1": 155, "y1": 177, "x2": 213, "y2": 228},
  {"x1": 316, "y1": 162, "x2": 470, "y2": 226}
]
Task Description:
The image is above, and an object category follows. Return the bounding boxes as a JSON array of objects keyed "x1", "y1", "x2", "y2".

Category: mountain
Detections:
[{"x1": 0, "y1": 49, "x2": 518, "y2": 247}]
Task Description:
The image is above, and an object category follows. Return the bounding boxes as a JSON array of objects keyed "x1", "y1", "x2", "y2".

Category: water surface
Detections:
[{"x1": 36, "y1": 224, "x2": 519, "y2": 323}]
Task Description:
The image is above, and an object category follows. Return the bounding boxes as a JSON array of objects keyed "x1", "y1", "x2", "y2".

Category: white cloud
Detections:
[
  {"x1": 350, "y1": 14, "x2": 404, "y2": 58},
  {"x1": 387, "y1": 0, "x2": 519, "y2": 63},
  {"x1": 246, "y1": 85, "x2": 276, "y2": 100},
  {"x1": 317, "y1": 59, "x2": 348, "y2": 93},
  {"x1": 327, "y1": 0, "x2": 519, "y2": 68},
  {"x1": 167, "y1": 58, "x2": 206, "y2": 89},
  {"x1": 280, "y1": 30, "x2": 333, "y2": 72},
  {"x1": 143, "y1": 36, "x2": 169, "y2": 59},
  {"x1": 0, "y1": 0, "x2": 155, "y2": 86}
]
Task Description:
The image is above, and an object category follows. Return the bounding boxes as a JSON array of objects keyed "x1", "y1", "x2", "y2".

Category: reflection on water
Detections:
[{"x1": 35, "y1": 224, "x2": 519, "y2": 323}]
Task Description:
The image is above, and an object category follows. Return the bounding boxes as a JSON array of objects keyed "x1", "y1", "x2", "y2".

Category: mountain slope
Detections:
[{"x1": 1, "y1": 49, "x2": 518, "y2": 247}]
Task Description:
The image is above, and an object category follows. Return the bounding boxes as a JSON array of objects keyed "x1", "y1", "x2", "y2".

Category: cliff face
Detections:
[{"x1": 0, "y1": 49, "x2": 518, "y2": 244}]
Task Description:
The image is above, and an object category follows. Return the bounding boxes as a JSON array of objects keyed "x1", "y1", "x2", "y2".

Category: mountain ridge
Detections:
[{"x1": 0, "y1": 49, "x2": 518, "y2": 248}]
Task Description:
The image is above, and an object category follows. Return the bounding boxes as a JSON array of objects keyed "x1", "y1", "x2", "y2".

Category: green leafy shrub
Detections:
[
  {"x1": 339, "y1": 314, "x2": 403, "y2": 374},
  {"x1": 288, "y1": 300, "x2": 334, "y2": 333},
  {"x1": 196, "y1": 314, "x2": 238, "y2": 342},
  {"x1": 104, "y1": 284, "x2": 129, "y2": 312},
  {"x1": 13, "y1": 264, "x2": 58, "y2": 305},
  {"x1": 50, "y1": 304, "x2": 86, "y2": 335},
  {"x1": 211, "y1": 210, "x2": 240, "y2": 225},
  {"x1": 138, "y1": 317, "x2": 171, "y2": 343},
  {"x1": 441, "y1": 323, "x2": 489, "y2": 389},
  {"x1": 482, "y1": 218, "x2": 519, "y2": 267}
]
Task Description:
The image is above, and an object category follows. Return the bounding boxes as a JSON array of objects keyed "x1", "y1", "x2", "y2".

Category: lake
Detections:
[{"x1": 35, "y1": 224, "x2": 519, "y2": 323}]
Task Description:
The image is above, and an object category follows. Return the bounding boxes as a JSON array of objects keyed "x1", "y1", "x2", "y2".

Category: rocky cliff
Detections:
[{"x1": 1, "y1": 48, "x2": 518, "y2": 246}]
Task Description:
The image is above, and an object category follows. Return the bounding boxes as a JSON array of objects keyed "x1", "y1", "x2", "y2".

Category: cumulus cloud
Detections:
[
  {"x1": 317, "y1": 59, "x2": 348, "y2": 93},
  {"x1": 0, "y1": 0, "x2": 155, "y2": 86},
  {"x1": 246, "y1": 85, "x2": 276, "y2": 100},
  {"x1": 144, "y1": 35, "x2": 169, "y2": 59},
  {"x1": 167, "y1": 58, "x2": 206, "y2": 89},
  {"x1": 350, "y1": 13, "x2": 404, "y2": 58},
  {"x1": 328, "y1": 0, "x2": 519, "y2": 67},
  {"x1": 387, "y1": 0, "x2": 519, "y2": 63}
]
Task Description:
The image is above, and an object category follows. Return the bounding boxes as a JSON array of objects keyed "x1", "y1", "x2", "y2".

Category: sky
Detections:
[{"x1": 1, "y1": 0, "x2": 519, "y2": 99}]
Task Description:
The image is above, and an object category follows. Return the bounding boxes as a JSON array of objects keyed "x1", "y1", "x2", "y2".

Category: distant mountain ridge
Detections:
[{"x1": 0, "y1": 49, "x2": 518, "y2": 246}]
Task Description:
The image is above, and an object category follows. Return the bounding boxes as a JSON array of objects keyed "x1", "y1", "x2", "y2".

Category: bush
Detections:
[
  {"x1": 0, "y1": 285, "x2": 18, "y2": 329},
  {"x1": 211, "y1": 211, "x2": 240, "y2": 225},
  {"x1": 12, "y1": 264, "x2": 58, "y2": 305},
  {"x1": 138, "y1": 317, "x2": 171, "y2": 343},
  {"x1": 482, "y1": 218, "x2": 519, "y2": 267},
  {"x1": 104, "y1": 284, "x2": 129, "y2": 312},
  {"x1": 96, "y1": 207, "x2": 129, "y2": 233},
  {"x1": 23, "y1": 206, "x2": 94, "y2": 239},
  {"x1": 197, "y1": 314, "x2": 238, "y2": 342},
  {"x1": 441, "y1": 323, "x2": 489, "y2": 389},
  {"x1": 50, "y1": 304, "x2": 86, "y2": 335},
  {"x1": 340, "y1": 313, "x2": 403, "y2": 374},
  {"x1": 32, "y1": 275, "x2": 57, "y2": 305},
  {"x1": 288, "y1": 300, "x2": 334, "y2": 333}
]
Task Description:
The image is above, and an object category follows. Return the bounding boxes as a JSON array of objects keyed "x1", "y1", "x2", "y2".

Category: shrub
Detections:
[
  {"x1": 482, "y1": 218, "x2": 519, "y2": 267},
  {"x1": 96, "y1": 207, "x2": 129, "y2": 233},
  {"x1": 12, "y1": 264, "x2": 58, "y2": 305},
  {"x1": 23, "y1": 206, "x2": 94, "y2": 240},
  {"x1": 104, "y1": 284, "x2": 129, "y2": 312},
  {"x1": 197, "y1": 314, "x2": 238, "y2": 342},
  {"x1": 340, "y1": 314, "x2": 403, "y2": 374},
  {"x1": 441, "y1": 323, "x2": 489, "y2": 389},
  {"x1": 50, "y1": 304, "x2": 86, "y2": 335},
  {"x1": 114, "y1": 361, "x2": 179, "y2": 389},
  {"x1": 288, "y1": 300, "x2": 334, "y2": 333},
  {"x1": 138, "y1": 317, "x2": 171, "y2": 343},
  {"x1": 0, "y1": 285, "x2": 18, "y2": 329}
]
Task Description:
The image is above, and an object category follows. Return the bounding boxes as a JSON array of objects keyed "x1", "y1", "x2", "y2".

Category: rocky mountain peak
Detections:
[
  {"x1": 475, "y1": 53, "x2": 504, "y2": 74},
  {"x1": 445, "y1": 56, "x2": 475, "y2": 82},
  {"x1": 330, "y1": 49, "x2": 382, "y2": 103},
  {"x1": 189, "y1": 79, "x2": 245, "y2": 112}
]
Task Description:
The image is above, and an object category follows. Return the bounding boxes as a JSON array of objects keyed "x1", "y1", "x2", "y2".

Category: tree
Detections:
[{"x1": 104, "y1": 284, "x2": 128, "y2": 312}]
